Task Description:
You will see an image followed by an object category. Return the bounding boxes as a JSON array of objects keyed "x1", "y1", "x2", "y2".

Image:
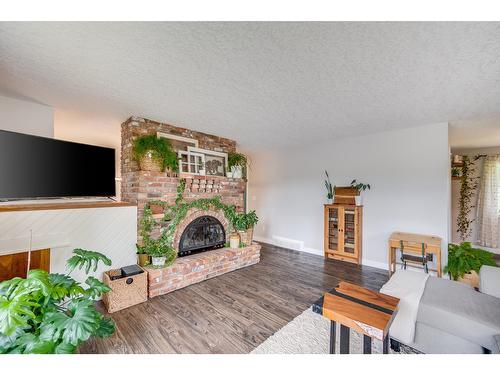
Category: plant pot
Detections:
[
  {"x1": 355, "y1": 196, "x2": 363, "y2": 206},
  {"x1": 231, "y1": 166, "x2": 243, "y2": 179},
  {"x1": 457, "y1": 270, "x2": 479, "y2": 288},
  {"x1": 238, "y1": 228, "x2": 254, "y2": 246},
  {"x1": 226, "y1": 171, "x2": 233, "y2": 178},
  {"x1": 151, "y1": 256, "x2": 166, "y2": 267},
  {"x1": 139, "y1": 152, "x2": 162, "y2": 172},
  {"x1": 326, "y1": 198, "x2": 333, "y2": 205},
  {"x1": 137, "y1": 253, "x2": 149, "y2": 267},
  {"x1": 229, "y1": 233, "x2": 240, "y2": 249},
  {"x1": 199, "y1": 169, "x2": 206, "y2": 176}
]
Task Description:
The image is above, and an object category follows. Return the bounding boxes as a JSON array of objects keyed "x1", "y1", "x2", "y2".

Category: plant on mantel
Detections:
[
  {"x1": 132, "y1": 134, "x2": 178, "y2": 173},
  {"x1": 227, "y1": 152, "x2": 248, "y2": 179},
  {"x1": 0, "y1": 249, "x2": 115, "y2": 354},
  {"x1": 139, "y1": 179, "x2": 258, "y2": 267}
]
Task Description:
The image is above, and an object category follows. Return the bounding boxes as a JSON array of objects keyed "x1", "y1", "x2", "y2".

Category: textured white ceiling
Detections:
[{"x1": 1, "y1": 22, "x2": 500, "y2": 149}]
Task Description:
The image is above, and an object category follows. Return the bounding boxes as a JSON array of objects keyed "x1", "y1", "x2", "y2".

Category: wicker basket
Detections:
[
  {"x1": 238, "y1": 227, "x2": 254, "y2": 246},
  {"x1": 139, "y1": 153, "x2": 162, "y2": 172},
  {"x1": 102, "y1": 267, "x2": 148, "y2": 313}
]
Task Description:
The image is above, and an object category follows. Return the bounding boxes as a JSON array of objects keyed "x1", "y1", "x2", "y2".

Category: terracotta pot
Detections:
[
  {"x1": 139, "y1": 152, "x2": 162, "y2": 172},
  {"x1": 137, "y1": 253, "x2": 149, "y2": 267},
  {"x1": 457, "y1": 270, "x2": 479, "y2": 288}
]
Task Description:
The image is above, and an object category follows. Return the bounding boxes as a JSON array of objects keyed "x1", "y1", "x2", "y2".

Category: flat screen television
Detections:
[{"x1": 0, "y1": 129, "x2": 116, "y2": 200}]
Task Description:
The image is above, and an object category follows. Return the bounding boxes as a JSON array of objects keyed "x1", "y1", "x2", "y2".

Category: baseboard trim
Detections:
[{"x1": 254, "y1": 235, "x2": 387, "y2": 270}]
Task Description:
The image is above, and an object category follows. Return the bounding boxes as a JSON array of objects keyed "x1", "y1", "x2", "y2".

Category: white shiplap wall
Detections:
[{"x1": 0, "y1": 205, "x2": 137, "y2": 284}]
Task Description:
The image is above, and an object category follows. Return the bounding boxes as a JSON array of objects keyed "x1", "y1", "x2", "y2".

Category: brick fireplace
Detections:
[{"x1": 120, "y1": 117, "x2": 260, "y2": 297}]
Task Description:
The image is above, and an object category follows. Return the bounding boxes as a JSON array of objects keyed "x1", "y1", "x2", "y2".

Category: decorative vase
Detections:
[
  {"x1": 226, "y1": 171, "x2": 233, "y2": 178},
  {"x1": 355, "y1": 196, "x2": 363, "y2": 206},
  {"x1": 137, "y1": 253, "x2": 149, "y2": 267},
  {"x1": 139, "y1": 151, "x2": 162, "y2": 172},
  {"x1": 229, "y1": 233, "x2": 240, "y2": 249},
  {"x1": 231, "y1": 166, "x2": 243, "y2": 179},
  {"x1": 457, "y1": 270, "x2": 479, "y2": 288},
  {"x1": 151, "y1": 256, "x2": 166, "y2": 267},
  {"x1": 327, "y1": 198, "x2": 333, "y2": 205},
  {"x1": 199, "y1": 169, "x2": 206, "y2": 176}
]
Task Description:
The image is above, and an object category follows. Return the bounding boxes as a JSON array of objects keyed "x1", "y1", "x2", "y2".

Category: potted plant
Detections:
[
  {"x1": 136, "y1": 243, "x2": 150, "y2": 267},
  {"x1": 227, "y1": 152, "x2": 247, "y2": 179},
  {"x1": 0, "y1": 248, "x2": 115, "y2": 354},
  {"x1": 133, "y1": 134, "x2": 178, "y2": 173},
  {"x1": 444, "y1": 242, "x2": 497, "y2": 288},
  {"x1": 144, "y1": 238, "x2": 177, "y2": 268},
  {"x1": 350, "y1": 179, "x2": 371, "y2": 205},
  {"x1": 232, "y1": 210, "x2": 259, "y2": 246},
  {"x1": 324, "y1": 170, "x2": 334, "y2": 204}
]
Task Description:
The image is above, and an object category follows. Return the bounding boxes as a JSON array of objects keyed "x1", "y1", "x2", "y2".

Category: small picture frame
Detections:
[{"x1": 187, "y1": 147, "x2": 228, "y2": 177}]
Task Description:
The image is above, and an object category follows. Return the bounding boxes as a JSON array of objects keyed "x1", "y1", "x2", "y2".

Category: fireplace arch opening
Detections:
[{"x1": 178, "y1": 215, "x2": 226, "y2": 257}]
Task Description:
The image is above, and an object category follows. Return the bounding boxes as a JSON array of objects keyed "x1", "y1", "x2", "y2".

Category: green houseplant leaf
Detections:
[
  {"x1": 0, "y1": 248, "x2": 115, "y2": 354},
  {"x1": 67, "y1": 248, "x2": 111, "y2": 274},
  {"x1": 444, "y1": 242, "x2": 497, "y2": 280}
]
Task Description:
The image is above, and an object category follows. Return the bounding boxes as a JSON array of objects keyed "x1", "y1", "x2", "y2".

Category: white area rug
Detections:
[{"x1": 251, "y1": 307, "x2": 418, "y2": 354}]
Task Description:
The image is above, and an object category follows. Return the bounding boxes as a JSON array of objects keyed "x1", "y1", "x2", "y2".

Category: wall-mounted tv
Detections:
[{"x1": 0, "y1": 129, "x2": 116, "y2": 200}]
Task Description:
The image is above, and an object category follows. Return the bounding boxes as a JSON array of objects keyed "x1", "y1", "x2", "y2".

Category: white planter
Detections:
[
  {"x1": 198, "y1": 169, "x2": 206, "y2": 176},
  {"x1": 229, "y1": 235, "x2": 240, "y2": 249},
  {"x1": 355, "y1": 196, "x2": 363, "y2": 206},
  {"x1": 151, "y1": 256, "x2": 166, "y2": 267},
  {"x1": 226, "y1": 171, "x2": 233, "y2": 178},
  {"x1": 326, "y1": 198, "x2": 333, "y2": 205},
  {"x1": 231, "y1": 166, "x2": 243, "y2": 179}
]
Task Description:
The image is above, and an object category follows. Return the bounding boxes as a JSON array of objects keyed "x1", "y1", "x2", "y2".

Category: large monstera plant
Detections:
[{"x1": 0, "y1": 248, "x2": 115, "y2": 354}]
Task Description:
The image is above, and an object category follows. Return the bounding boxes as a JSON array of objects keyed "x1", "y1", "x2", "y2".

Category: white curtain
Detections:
[{"x1": 477, "y1": 155, "x2": 500, "y2": 248}]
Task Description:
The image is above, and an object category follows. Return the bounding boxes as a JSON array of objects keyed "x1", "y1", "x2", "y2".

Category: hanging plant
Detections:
[{"x1": 456, "y1": 156, "x2": 479, "y2": 241}]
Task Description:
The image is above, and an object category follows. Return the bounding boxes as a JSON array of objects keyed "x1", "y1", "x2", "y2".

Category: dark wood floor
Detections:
[{"x1": 80, "y1": 243, "x2": 389, "y2": 354}]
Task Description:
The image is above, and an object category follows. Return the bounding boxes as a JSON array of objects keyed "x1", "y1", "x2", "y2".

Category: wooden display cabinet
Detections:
[{"x1": 324, "y1": 204, "x2": 362, "y2": 264}]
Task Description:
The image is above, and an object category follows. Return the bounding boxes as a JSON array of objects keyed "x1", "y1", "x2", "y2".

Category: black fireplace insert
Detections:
[{"x1": 178, "y1": 215, "x2": 226, "y2": 257}]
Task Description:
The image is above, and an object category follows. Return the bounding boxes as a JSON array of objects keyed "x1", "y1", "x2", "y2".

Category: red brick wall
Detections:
[
  {"x1": 120, "y1": 117, "x2": 246, "y2": 239},
  {"x1": 121, "y1": 116, "x2": 236, "y2": 175},
  {"x1": 147, "y1": 243, "x2": 261, "y2": 298}
]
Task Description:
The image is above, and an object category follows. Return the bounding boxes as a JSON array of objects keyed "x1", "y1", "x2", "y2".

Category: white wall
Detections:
[
  {"x1": 247, "y1": 122, "x2": 450, "y2": 270},
  {"x1": 0, "y1": 205, "x2": 137, "y2": 284},
  {"x1": 0, "y1": 94, "x2": 53, "y2": 137}
]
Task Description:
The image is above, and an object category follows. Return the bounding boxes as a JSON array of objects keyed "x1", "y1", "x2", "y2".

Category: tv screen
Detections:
[{"x1": 0, "y1": 130, "x2": 116, "y2": 199}]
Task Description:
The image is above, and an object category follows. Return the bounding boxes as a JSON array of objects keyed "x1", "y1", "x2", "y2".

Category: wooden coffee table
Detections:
[{"x1": 312, "y1": 282, "x2": 400, "y2": 354}]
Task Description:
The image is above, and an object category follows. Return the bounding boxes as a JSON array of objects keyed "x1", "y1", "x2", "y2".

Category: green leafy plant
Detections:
[
  {"x1": 350, "y1": 180, "x2": 371, "y2": 192},
  {"x1": 133, "y1": 134, "x2": 178, "y2": 172},
  {"x1": 135, "y1": 243, "x2": 146, "y2": 254},
  {"x1": 324, "y1": 171, "x2": 334, "y2": 200},
  {"x1": 231, "y1": 210, "x2": 259, "y2": 231},
  {"x1": 228, "y1": 152, "x2": 248, "y2": 178},
  {"x1": 457, "y1": 156, "x2": 479, "y2": 241},
  {"x1": 444, "y1": 242, "x2": 497, "y2": 280},
  {"x1": 0, "y1": 249, "x2": 114, "y2": 354}
]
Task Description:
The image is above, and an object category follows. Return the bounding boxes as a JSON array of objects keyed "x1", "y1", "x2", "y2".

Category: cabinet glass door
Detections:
[
  {"x1": 343, "y1": 208, "x2": 356, "y2": 255},
  {"x1": 327, "y1": 207, "x2": 340, "y2": 251}
]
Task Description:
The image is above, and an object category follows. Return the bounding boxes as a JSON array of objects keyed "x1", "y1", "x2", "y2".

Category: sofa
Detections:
[{"x1": 383, "y1": 265, "x2": 500, "y2": 354}]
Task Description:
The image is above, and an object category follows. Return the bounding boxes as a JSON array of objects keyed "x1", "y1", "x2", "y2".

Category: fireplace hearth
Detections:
[{"x1": 178, "y1": 215, "x2": 226, "y2": 257}]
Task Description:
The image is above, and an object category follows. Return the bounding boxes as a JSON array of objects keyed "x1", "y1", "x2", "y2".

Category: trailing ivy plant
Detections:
[
  {"x1": 457, "y1": 156, "x2": 479, "y2": 241},
  {"x1": 133, "y1": 134, "x2": 178, "y2": 172},
  {"x1": 139, "y1": 178, "x2": 257, "y2": 260},
  {"x1": 0, "y1": 249, "x2": 114, "y2": 354}
]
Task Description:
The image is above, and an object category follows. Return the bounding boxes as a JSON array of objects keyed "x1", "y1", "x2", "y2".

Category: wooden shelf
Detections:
[
  {"x1": 451, "y1": 176, "x2": 461, "y2": 181},
  {"x1": 0, "y1": 201, "x2": 135, "y2": 213}
]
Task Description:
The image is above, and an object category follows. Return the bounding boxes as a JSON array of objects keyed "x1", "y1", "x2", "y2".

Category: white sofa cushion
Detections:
[{"x1": 480, "y1": 265, "x2": 500, "y2": 299}]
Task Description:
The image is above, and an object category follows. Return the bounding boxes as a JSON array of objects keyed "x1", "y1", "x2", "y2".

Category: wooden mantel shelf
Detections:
[{"x1": 0, "y1": 201, "x2": 136, "y2": 213}]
